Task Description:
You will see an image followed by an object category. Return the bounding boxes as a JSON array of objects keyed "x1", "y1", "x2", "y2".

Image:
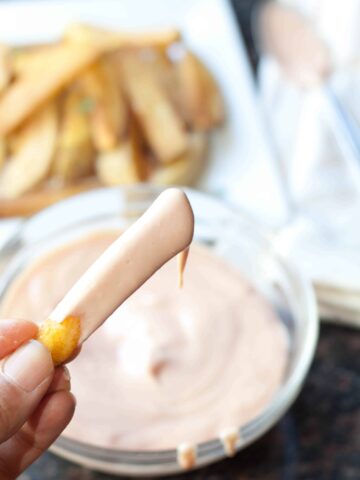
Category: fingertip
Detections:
[
  {"x1": 0, "y1": 319, "x2": 38, "y2": 359},
  {"x1": 51, "y1": 390, "x2": 77, "y2": 427},
  {"x1": 48, "y1": 366, "x2": 71, "y2": 394},
  {"x1": 2, "y1": 339, "x2": 54, "y2": 394},
  {"x1": 56, "y1": 390, "x2": 76, "y2": 419},
  {"x1": 28, "y1": 390, "x2": 76, "y2": 435}
]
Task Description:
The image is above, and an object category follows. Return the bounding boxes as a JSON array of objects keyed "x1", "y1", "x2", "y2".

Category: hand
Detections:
[{"x1": 0, "y1": 319, "x2": 75, "y2": 479}]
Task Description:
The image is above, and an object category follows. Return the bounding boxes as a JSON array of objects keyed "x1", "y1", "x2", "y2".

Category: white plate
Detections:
[{"x1": 0, "y1": 0, "x2": 288, "y2": 228}]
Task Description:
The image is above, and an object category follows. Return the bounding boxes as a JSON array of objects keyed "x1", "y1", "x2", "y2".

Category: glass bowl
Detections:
[{"x1": 0, "y1": 185, "x2": 318, "y2": 477}]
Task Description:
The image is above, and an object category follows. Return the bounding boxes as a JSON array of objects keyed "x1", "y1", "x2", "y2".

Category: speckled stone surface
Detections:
[{"x1": 21, "y1": 324, "x2": 360, "y2": 480}]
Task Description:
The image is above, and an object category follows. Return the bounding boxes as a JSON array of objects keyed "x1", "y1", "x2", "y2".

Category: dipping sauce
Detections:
[{"x1": 1, "y1": 230, "x2": 288, "y2": 450}]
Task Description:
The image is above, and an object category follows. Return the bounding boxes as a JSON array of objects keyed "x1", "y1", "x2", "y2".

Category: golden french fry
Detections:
[
  {"x1": 38, "y1": 316, "x2": 81, "y2": 365},
  {"x1": 11, "y1": 44, "x2": 64, "y2": 77},
  {"x1": 0, "y1": 103, "x2": 57, "y2": 198},
  {"x1": 7, "y1": 120, "x2": 35, "y2": 156},
  {"x1": 11, "y1": 47, "x2": 34, "y2": 76},
  {"x1": 96, "y1": 123, "x2": 149, "y2": 185},
  {"x1": 0, "y1": 178, "x2": 100, "y2": 218},
  {"x1": 120, "y1": 52, "x2": 188, "y2": 163},
  {"x1": 96, "y1": 144, "x2": 147, "y2": 186},
  {"x1": 96, "y1": 145, "x2": 138, "y2": 185},
  {"x1": 151, "y1": 131, "x2": 208, "y2": 186},
  {"x1": 0, "y1": 43, "x2": 101, "y2": 135},
  {"x1": 64, "y1": 23, "x2": 180, "y2": 50},
  {"x1": 6, "y1": 125, "x2": 36, "y2": 157},
  {"x1": 0, "y1": 44, "x2": 11, "y2": 93},
  {"x1": 0, "y1": 137, "x2": 6, "y2": 168},
  {"x1": 52, "y1": 88, "x2": 94, "y2": 181},
  {"x1": 6, "y1": 132, "x2": 21, "y2": 156},
  {"x1": 175, "y1": 51, "x2": 225, "y2": 129},
  {"x1": 80, "y1": 58, "x2": 127, "y2": 151},
  {"x1": 136, "y1": 47, "x2": 178, "y2": 92}
]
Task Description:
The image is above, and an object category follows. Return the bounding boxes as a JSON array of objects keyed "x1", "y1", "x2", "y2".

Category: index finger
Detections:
[{"x1": 0, "y1": 319, "x2": 38, "y2": 359}]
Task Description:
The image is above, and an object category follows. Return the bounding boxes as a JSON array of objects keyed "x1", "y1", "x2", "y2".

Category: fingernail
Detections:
[
  {"x1": 3, "y1": 340, "x2": 53, "y2": 392},
  {"x1": 62, "y1": 366, "x2": 71, "y2": 390},
  {"x1": 63, "y1": 366, "x2": 71, "y2": 383}
]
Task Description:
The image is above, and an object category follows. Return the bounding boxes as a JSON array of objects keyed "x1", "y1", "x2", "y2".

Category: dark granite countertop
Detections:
[{"x1": 20, "y1": 1, "x2": 360, "y2": 478}]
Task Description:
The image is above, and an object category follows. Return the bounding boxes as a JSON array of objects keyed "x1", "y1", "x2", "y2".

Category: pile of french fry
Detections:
[{"x1": 0, "y1": 24, "x2": 225, "y2": 217}]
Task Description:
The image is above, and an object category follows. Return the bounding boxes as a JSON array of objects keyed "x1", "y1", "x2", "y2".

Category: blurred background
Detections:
[{"x1": 0, "y1": 0, "x2": 358, "y2": 478}]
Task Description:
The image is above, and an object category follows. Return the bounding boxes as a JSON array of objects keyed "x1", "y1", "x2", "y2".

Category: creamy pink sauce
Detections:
[{"x1": 1, "y1": 230, "x2": 288, "y2": 451}]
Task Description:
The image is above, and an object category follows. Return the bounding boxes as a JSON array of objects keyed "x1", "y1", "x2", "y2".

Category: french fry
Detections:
[
  {"x1": 0, "y1": 137, "x2": 6, "y2": 168},
  {"x1": 0, "y1": 43, "x2": 101, "y2": 135},
  {"x1": 38, "y1": 316, "x2": 81, "y2": 365},
  {"x1": 0, "y1": 179, "x2": 100, "y2": 218},
  {"x1": 6, "y1": 132, "x2": 21, "y2": 156},
  {"x1": 0, "y1": 44, "x2": 11, "y2": 93},
  {"x1": 12, "y1": 44, "x2": 63, "y2": 77},
  {"x1": 120, "y1": 52, "x2": 188, "y2": 163},
  {"x1": 7, "y1": 120, "x2": 36, "y2": 156},
  {"x1": 96, "y1": 146, "x2": 148, "y2": 186},
  {"x1": 175, "y1": 51, "x2": 225, "y2": 129},
  {"x1": 137, "y1": 47, "x2": 178, "y2": 92},
  {"x1": 0, "y1": 103, "x2": 57, "y2": 198},
  {"x1": 64, "y1": 23, "x2": 180, "y2": 50},
  {"x1": 96, "y1": 121, "x2": 149, "y2": 185},
  {"x1": 151, "y1": 131, "x2": 207, "y2": 186},
  {"x1": 80, "y1": 58, "x2": 127, "y2": 151},
  {"x1": 96, "y1": 144, "x2": 138, "y2": 185},
  {"x1": 52, "y1": 88, "x2": 94, "y2": 181}
]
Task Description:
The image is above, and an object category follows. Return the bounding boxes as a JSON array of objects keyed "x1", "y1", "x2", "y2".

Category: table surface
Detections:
[
  {"x1": 22, "y1": 324, "x2": 360, "y2": 480},
  {"x1": 21, "y1": 1, "x2": 360, "y2": 479}
]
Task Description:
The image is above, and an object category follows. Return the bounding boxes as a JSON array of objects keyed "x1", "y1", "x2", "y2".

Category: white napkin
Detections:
[{"x1": 258, "y1": 0, "x2": 360, "y2": 325}]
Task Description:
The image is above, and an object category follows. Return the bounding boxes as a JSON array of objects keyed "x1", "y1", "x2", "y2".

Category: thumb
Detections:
[{"x1": 0, "y1": 339, "x2": 53, "y2": 443}]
